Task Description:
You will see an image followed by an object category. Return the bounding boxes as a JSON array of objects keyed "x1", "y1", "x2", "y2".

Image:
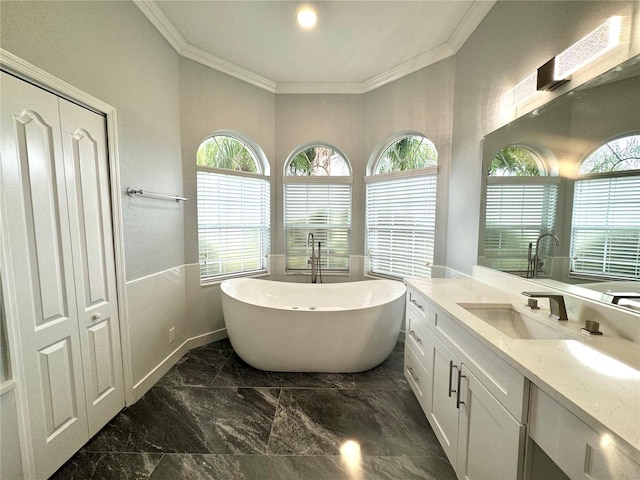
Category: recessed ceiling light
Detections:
[{"x1": 297, "y1": 7, "x2": 317, "y2": 29}]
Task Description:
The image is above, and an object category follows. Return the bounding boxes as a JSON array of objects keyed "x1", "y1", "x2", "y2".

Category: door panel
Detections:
[
  {"x1": 15, "y1": 109, "x2": 70, "y2": 326},
  {"x1": 59, "y1": 99, "x2": 124, "y2": 436},
  {"x1": 71, "y1": 128, "x2": 108, "y2": 306},
  {"x1": 87, "y1": 319, "x2": 116, "y2": 401},
  {"x1": 1, "y1": 72, "x2": 89, "y2": 479},
  {"x1": 38, "y1": 337, "x2": 79, "y2": 437}
]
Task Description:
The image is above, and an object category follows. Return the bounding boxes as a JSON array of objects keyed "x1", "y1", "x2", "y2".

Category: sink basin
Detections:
[{"x1": 459, "y1": 304, "x2": 576, "y2": 340}]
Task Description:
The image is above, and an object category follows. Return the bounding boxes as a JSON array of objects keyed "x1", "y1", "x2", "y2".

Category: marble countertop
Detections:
[{"x1": 405, "y1": 276, "x2": 640, "y2": 459}]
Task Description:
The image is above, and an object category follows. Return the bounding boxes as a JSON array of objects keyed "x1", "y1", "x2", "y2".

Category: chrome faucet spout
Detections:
[
  {"x1": 522, "y1": 291, "x2": 568, "y2": 321},
  {"x1": 532, "y1": 233, "x2": 560, "y2": 278},
  {"x1": 307, "y1": 233, "x2": 317, "y2": 283}
]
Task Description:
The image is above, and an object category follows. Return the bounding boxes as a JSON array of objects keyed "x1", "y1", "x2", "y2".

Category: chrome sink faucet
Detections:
[
  {"x1": 522, "y1": 292, "x2": 568, "y2": 321},
  {"x1": 531, "y1": 233, "x2": 560, "y2": 278}
]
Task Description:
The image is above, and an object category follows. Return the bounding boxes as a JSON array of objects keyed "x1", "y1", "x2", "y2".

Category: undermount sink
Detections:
[{"x1": 459, "y1": 304, "x2": 576, "y2": 340}]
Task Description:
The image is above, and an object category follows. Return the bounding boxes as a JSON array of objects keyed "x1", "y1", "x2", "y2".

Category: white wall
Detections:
[
  {"x1": 0, "y1": 0, "x2": 184, "y2": 280},
  {"x1": 0, "y1": 0, "x2": 188, "y2": 450},
  {"x1": 448, "y1": 0, "x2": 640, "y2": 274}
]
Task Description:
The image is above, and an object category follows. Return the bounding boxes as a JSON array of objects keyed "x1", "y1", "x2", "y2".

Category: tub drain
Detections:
[{"x1": 309, "y1": 306, "x2": 317, "y2": 310}]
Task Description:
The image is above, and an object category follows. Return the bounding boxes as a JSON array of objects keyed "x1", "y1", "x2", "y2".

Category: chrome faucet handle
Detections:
[{"x1": 521, "y1": 291, "x2": 568, "y2": 321}]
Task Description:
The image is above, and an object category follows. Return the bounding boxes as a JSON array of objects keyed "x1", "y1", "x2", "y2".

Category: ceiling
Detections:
[{"x1": 134, "y1": 1, "x2": 496, "y2": 94}]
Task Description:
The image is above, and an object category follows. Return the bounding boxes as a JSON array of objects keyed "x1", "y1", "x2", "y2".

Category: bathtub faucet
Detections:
[
  {"x1": 307, "y1": 233, "x2": 318, "y2": 283},
  {"x1": 532, "y1": 232, "x2": 560, "y2": 278}
]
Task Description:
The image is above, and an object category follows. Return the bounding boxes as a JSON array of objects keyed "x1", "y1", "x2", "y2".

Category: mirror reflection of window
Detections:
[
  {"x1": 571, "y1": 134, "x2": 640, "y2": 280},
  {"x1": 484, "y1": 145, "x2": 559, "y2": 277}
]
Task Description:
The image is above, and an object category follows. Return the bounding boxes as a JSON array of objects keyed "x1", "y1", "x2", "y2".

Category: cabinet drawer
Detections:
[
  {"x1": 406, "y1": 287, "x2": 429, "y2": 324},
  {"x1": 529, "y1": 386, "x2": 639, "y2": 480},
  {"x1": 433, "y1": 305, "x2": 528, "y2": 422},
  {"x1": 405, "y1": 344, "x2": 430, "y2": 414},
  {"x1": 406, "y1": 303, "x2": 431, "y2": 359}
]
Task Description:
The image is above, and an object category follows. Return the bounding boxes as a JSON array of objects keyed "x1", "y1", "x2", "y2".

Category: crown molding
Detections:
[
  {"x1": 134, "y1": 0, "x2": 496, "y2": 95},
  {"x1": 133, "y1": 0, "x2": 277, "y2": 92},
  {"x1": 448, "y1": 0, "x2": 497, "y2": 51}
]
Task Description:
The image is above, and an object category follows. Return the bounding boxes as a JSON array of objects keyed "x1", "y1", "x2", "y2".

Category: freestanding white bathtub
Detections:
[{"x1": 220, "y1": 278, "x2": 406, "y2": 373}]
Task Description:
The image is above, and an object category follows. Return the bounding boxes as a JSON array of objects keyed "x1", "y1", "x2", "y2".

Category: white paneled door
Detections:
[{"x1": 0, "y1": 72, "x2": 124, "y2": 478}]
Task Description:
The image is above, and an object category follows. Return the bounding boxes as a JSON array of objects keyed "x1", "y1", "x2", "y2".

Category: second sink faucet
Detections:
[{"x1": 522, "y1": 292, "x2": 568, "y2": 321}]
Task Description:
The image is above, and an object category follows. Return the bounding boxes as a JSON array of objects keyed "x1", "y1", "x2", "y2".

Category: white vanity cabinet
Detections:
[
  {"x1": 528, "y1": 386, "x2": 640, "y2": 480},
  {"x1": 404, "y1": 284, "x2": 528, "y2": 480}
]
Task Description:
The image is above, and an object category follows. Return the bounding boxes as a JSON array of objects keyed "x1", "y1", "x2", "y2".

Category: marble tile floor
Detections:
[{"x1": 51, "y1": 339, "x2": 456, "y2": 480}]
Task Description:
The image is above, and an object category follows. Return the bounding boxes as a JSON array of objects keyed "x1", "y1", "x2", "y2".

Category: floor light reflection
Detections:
[{"x1": 340, "y1": 439, "x2": 363, "y2": 480}]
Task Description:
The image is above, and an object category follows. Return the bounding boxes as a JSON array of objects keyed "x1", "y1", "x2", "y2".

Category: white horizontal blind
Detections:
[
  {"x1": 197, "y1": 170, "x2": 270, "y2": 281},
  {"x1": 284, "y1": 183, "x2": 351, "y2": 271},
  {"x1": 366, "y1": 175, "x2": 436, "y2": 278},
  {"x1": 484, "y1": 182, "x2": 558, "y2": 273},
  {"x1": 571, "y1": 175, "x2": 640, "y2": 279}
]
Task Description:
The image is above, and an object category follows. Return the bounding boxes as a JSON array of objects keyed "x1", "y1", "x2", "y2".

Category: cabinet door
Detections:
[
  {"x1": 457, "y1": 365, "x2": 525, "y2": 480},
  {"x1": 429, "y1": 333, "x2": 461, "y2": 466},
  {"x1": 59, "y1": 99, "x2": 125, "y2": 437},
  {"x1": 0, "y1": 72, "x2": 90, "y2": 479}
]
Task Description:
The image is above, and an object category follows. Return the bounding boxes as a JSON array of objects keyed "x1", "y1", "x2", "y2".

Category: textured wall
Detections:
[
  {"x1": 179, "y1": 57, "x2": 276, "y2": 266},
  {"x1": 0, "y1": 0, "x2": 184, "y2": 280},
  {"x1": 448, "y1": 0, "x2": 640, "y2": 274}
]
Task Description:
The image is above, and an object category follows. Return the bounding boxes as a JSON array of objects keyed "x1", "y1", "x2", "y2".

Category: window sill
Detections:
[{"x1": 200, "y1": 271, "x2": 270, "y2": 288}]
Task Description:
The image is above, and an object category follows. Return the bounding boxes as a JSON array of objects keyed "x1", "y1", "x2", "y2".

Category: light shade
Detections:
[
  {"x1": 554, "y1": 16, "x2": 622, "y2": 81},
  {"x1": 508, "y1": 72, "x2": 538, "y2": 105}
]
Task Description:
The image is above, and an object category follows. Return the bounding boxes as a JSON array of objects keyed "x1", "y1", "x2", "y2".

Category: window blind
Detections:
[
  {"x1": 570, "y1": 175, "x2": 640, "y2": 279},
  {"x1": 197, "y1": 170, "x2": 270, "y2": 281},
  {"x1": 284, "y1": 183, "x2": 351, "y2": 271},
  {"x1": 483, "y1": 181, "x2": 558, "y2": 273},
  {"x1": 366, "y1": 175, "x2": 436, "y2": 278}
]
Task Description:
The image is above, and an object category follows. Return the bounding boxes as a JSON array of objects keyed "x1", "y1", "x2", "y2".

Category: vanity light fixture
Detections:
[
  {"x1": 537, "y1": 57, "x2": 568, "y2": 91},
  {"x1": 508, "y1": 72, "x2": 538, "y2": 106},
  {"x1": 554, "y1": 16, "x2": 622, "y2": 81},
  {"x1": 297, "y1": 6, "x2": 318, "y2": 29},
  {"x1": 537, "y1": 16, "x2": 622, "y2": 91}
]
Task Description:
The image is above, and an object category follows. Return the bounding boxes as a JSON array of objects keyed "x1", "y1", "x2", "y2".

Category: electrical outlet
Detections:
[{"x1": 169, "y1": 327, "x2": 176, "y2": 344}]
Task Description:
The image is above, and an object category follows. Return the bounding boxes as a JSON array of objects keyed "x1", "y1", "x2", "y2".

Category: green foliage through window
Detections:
[
  {"x1": 489, "y1": 146, "x2": 542, "y2": 176},
  {"x1": 286, "y1": 145, "x2": 350, "y2": 176},
  {"x1": 374, "y1": 135, "x2": 437, "y2": 174},
  {"x1": 197, "y1": 135, "x2": 259, "y2": 173}
]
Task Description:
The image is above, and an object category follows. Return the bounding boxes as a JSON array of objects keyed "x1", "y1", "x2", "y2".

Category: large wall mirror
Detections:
[{"x1": 479, "y1": 54, "x2": 640, "y2": 311}]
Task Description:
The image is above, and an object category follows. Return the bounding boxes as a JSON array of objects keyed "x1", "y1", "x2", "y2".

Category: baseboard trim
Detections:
[
  {"x1": 188, "y1": 328, "x2": 228, "y2": 350},
  {"x1": 130, "y1": 328, "x2": 228, "y2": 403}
]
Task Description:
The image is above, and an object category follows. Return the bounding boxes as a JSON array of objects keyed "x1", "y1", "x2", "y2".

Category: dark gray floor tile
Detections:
[
  {"x1": 198, "y1": 338, "x2": 234, "y2": 351},
  {"x1": 213, "y1": 353, "x2": 356, "y2": 389},
  {"x1": 355, "y1": 351, "x2": 410, "y2": 390},
  {"x1": 149, "y1": 454, "x2": 375, "y2": 480},
  {"x1": 157, "y1": 348, "x2": 231, "y2": 387},
  {"x1": 267, "y1": 388, "x2": 442, "y2": 457},
  {"x1": 50, "y1": 452, "x2": 162, "y2": 480},
  {"x1": 84, "y1": 386, "x2": 279, "y2": 454},
  {"x1": 369, "y1": 455, "x2": 457, "y2": 480},
  {"x1": 394, "y1": 340, "x2": 405, "y2": 352}
]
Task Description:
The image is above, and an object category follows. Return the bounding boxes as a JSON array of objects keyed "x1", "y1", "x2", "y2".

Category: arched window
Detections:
[
  {"x1": 571, "y1": 134, "x2": 640, "y2": 280},
  {"x1": 365, "y1": 133, "x2": 438, "y2": 278},
  {"x1": 488, "y1": 145, "x2": 547, "y2": 176},
  {"x1": 483, "y1": 145, "x2": 559, "y2": 277},
  {"x1": 196, "y1": 132, "x2": 270, "y2": 282},
  {"x1": 284, "y1": 143, "x2": 352, "y2": 272}
]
